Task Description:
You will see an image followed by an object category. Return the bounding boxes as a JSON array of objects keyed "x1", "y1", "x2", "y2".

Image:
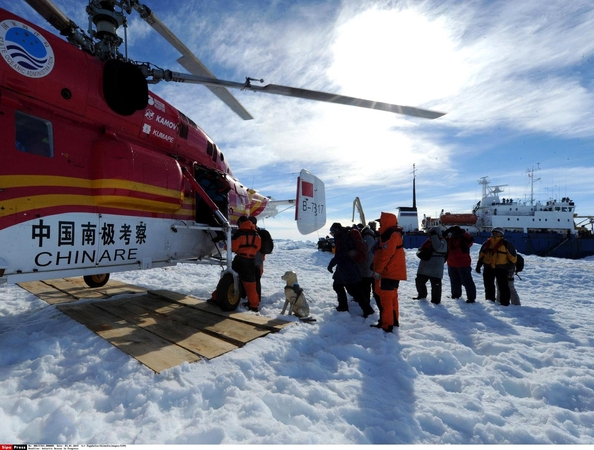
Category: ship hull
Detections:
[
  {"x1": 403, "y1": 232, "x2": 594, "y2": 259},
  {"x1": 472, "y1": 231, "x2": 594, "y2": 259}
]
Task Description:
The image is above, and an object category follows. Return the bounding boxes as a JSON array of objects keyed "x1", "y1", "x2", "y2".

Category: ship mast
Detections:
[
  {"x1": 478, "y1": 176, "x2": 489, "y2": 199},
  {"x1": 527, "y1": 164, "x2": 541, "y2": 206},
  {"x1": 412, "y1": 163, "x2": 417, "y2": 209}
]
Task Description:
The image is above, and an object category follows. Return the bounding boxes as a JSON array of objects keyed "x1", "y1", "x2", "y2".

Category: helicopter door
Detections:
[{"x1": 194, "y1": 167, "x2": 231, "y2": 226}]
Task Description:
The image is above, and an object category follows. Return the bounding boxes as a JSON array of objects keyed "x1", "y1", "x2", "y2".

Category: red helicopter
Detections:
[{"x1": 0, "y1": 0, "x2": 444, "y2": 310}]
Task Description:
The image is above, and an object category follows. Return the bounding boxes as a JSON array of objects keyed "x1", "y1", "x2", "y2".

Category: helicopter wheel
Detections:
[
  {"x1": 83, "y1": 273, "x2": 110, "y2": 288},
  {"x1": 217, "y1": 273, "x2": 241, "y2": 311}
]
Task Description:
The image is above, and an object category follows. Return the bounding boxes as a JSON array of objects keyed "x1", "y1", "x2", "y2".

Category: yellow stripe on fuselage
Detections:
[
  {"x1": 0, "y1": 175, "x2": 183, "y2": 200},
  {"x1": 0, "y1": 194, "x2": 192, "y2": 216},
  {"x1": 0, "y1": 175, "x2": 193, "y2": 216}
]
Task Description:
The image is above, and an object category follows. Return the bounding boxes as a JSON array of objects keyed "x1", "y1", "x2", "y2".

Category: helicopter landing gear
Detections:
[
  {"x1": 216, "y1": 272, "x2": 241, "y2": 311},
  {"x1": 83, "y1": 273, "x2": 110, "y2": 288}
]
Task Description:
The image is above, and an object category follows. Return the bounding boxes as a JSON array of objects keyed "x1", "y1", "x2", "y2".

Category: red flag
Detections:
[{"x1": 301, "y1": 180, "x2": 314, "y2": 197}]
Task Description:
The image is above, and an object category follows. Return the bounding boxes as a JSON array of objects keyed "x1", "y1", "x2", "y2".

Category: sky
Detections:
[
  {"x1": 2, "y1": 0, "x2": 594, "y2": 240},
  {"x1": 1, "y1": 241, "x2": 594, "y2": 444}
]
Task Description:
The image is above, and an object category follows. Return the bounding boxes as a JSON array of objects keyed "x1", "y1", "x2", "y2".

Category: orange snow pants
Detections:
[
  {"x1": 242, "y1": 281, "x2": 260, "y2": 309},
  {"x1": 375, "y1": 278, "x2": 399, "y2": 329}
]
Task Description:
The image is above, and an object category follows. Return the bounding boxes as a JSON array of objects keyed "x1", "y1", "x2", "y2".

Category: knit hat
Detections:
[
  {"x1": 329, "y1": 222, "x2": 342, "y2": 233},
  {"x1": 492, "y1": 227, "x2": 504, "y2": 236}
]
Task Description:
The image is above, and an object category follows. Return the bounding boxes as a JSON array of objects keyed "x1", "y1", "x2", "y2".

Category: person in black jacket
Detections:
[{"x1": 327, "y1": 223, "x2": 364, "y2": 312}]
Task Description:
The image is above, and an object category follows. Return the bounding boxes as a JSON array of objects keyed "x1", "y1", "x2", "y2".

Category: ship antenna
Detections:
[
  {"x1": 527, "y1": 164, "x2": 541, "y2": 206},
  {"x1": 412, "y1": 163, "x2": 417, "y2": 209}
]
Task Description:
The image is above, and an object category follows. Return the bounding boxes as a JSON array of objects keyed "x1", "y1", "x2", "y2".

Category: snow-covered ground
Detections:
[{"x1": 1, "y1": 240, "x2": 593, "y2": 444}]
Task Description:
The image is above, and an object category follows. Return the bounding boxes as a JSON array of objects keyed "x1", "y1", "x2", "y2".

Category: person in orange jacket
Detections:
[
  {"x1": 248, "y1": 216, "x2": 266, "y2": 301},
  {"x1": 371, "y1": 212, "x2": 407, "y2": 331},
  {"x1": 232, "y1": 216, "x2": 262, "y2": 311}
]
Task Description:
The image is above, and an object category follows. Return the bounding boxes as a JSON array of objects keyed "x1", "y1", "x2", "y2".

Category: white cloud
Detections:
[{"x1": 328, "y1": 6, "x2": 467, "y2": 106}]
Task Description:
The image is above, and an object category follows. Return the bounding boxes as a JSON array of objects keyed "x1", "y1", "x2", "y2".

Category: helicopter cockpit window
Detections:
[{"x1": 15, "y1": 112, "x2": 54, "y2": 158}]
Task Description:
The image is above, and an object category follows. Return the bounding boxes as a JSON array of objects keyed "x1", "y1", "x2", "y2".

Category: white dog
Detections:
[{"x1": 281, "y1": 271, "x2": 310, "y2": 319}]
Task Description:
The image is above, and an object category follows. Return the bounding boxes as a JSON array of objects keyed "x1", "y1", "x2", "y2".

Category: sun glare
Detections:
[{"x1": 328, "y1": 7, "x2": 465, "y2": 106}]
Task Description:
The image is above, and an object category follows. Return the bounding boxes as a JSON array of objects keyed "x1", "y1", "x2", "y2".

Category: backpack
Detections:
[
  {"x1": 417, "y1": 237, "x2": 447, "y2": 262},
  {"x1": 515, "y1": 253, "x2": 524, "y2": 273},
  {"x1": 480, "y1": 238, "x2": 506, "y2": 256},
  {"x1": 349, "y1": 227, "x2": 367, "y2": 263},
  {"x1": 416, "y1": 246, "x2": 433, "y2": 261},
  {"x1": 258, "y1": 228, "x2": 274, "y2": 254},
  {"x1": 416, "y1": 238, "x2": 432, "y2": 260},
  {"x1": 481, "y1": 238, "x2": 522, "y2": 272}
]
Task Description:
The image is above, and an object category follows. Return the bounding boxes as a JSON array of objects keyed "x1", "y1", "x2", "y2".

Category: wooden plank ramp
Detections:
[
  {"x1": 18, "y1": 278, "x2": 146, "y2": 304},
  {"x1": 18, "y1": 279, "x2": 293, "y2": 373}
]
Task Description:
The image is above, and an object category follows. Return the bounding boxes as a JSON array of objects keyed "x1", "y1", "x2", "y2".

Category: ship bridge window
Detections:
[{"x1": 15, "y1": 111, "x2": 53, "y2": 158}]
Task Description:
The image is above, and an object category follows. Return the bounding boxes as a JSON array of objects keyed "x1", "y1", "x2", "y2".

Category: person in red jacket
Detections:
[
  {"x1": 371, "y1": 212, "x2": 407, "y2": 331},
  {"x1": 444, "y1": 226, "x2": 477, "y2": 304},
  {"x1": 232, "y1": 216, "x2": 262, "y2": 311}
]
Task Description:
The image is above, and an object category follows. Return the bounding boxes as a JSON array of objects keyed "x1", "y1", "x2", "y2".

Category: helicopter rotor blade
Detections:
[
  {"x1": 24, "y1": 0, "x2": 95, "y2": 52},
  {"x1": 131, "y1": 1, "x2": 253, "y2": 120},
  {"x1": 257, "y1": 84, "x2": 445, "y2": 119},
  {"x1": 176, "y1": 56, "x2": 254, "y2": 120},
  {"x1": 23, "y1": 0, "x2": 74, "y2": 35},
  {"x1": 149, "y1": 70, "x2": 445, "y2": 119}
]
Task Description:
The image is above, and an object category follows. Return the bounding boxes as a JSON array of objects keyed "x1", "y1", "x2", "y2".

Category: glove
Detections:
[
  {"x1": 373, "y1": 272, "x2": 381, "y2": 280},
  {"x1": 327, "y1": 263, "x2": 334, "y2": 273},
  {"x1": 475, "y1": 261, "x2": 483, "y2": 274},
  {"x1": 429, "y1": 229, "x2": 437, "y2": 236}
]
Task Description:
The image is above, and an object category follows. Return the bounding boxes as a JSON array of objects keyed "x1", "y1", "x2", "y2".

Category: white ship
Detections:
[
  {"x1": 424, "y1": 167, "x2": 576, "y2": 235},
  {"x1": 417, "y1": 167, "x2": 594, "y2": 258}
]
